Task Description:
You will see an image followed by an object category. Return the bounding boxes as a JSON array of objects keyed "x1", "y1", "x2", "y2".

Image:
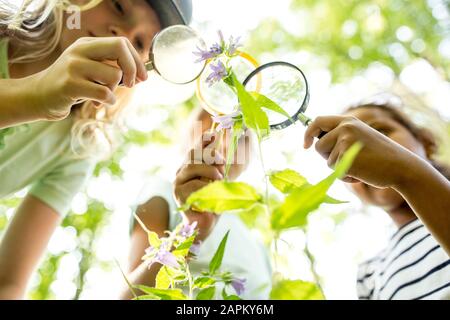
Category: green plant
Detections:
[
  {"x1": 126, "y1": 216, "x2": 244, "y2": 300},
  {"x1": 179, "y1": 32, "x2": 363, "y2": 300}
]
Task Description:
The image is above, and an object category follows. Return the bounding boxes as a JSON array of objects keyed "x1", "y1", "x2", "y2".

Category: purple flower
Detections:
[
  {"x1": 231, "y1": 277, "x2": 246, "y2": 296},
  {"x1": 145, "y1": 246, "x2": 156, "y2": 256},
  {"x1": 145, "y1": 245, "x2": 179, "y2": 269},
  {"x1": 189, "y1": 242, "x2": 202, "y2": 256},
  {"x1": 178, "y1": 221, "x2": 198, "y2": 238},
  {"x1": 193, "y1": 45, "x2": 216, "y2": 63},
  {"x1": 212, "y1": 110, "x2": 241, "y2": 131},
  {"x1": 218, "y1": 30, "x2": 225, "y2": 46},
  {"x1": 227, "y1": 35, "x2": 242, "y2": 55},
  {"x1": 205, "y1": 60, "x2": 228, "y2": 87}
]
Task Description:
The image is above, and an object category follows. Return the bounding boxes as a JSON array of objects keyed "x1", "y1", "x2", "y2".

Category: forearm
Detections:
[
  {"x1": 0, "y1": 77, "x2": 42, "y2": 129},
  {"x1": 0, "y1": 196, "x2": 60, "y2": 300},
  {"x1": 0, "y1": 280, "x2": 24, "y2": 300},
  {"x1": 394, "y1": 155, "x2": 450, "y2": 256},
  {"x1": 120, "y1": 261, "x2": 162, "y2": 300}
]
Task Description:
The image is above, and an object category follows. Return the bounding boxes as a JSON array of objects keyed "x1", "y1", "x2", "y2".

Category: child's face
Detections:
[
  {"x1": 344, "y1": 106, "x2": 427, "y2": 211},
  {"x1": 60, "y1": 0, "x2": 161, "y2": 62}
]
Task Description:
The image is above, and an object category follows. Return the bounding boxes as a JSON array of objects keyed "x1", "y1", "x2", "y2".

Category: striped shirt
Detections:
[{"x1": 357, "y1": 219, "x2": 450, "y2": 300}]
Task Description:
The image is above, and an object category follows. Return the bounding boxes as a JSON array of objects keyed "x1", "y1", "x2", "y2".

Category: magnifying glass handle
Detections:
[
  {"x1": 145, "y1": 61, "x2": 154, "y2": 72},
  {"x1": 303, "y1": 116, "x2": 327, "y2": 139}
]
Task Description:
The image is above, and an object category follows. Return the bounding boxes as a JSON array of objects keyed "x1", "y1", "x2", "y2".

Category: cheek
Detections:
[
  {"x1": 371, "y1": 188, "x2": 405, "y2": 210},
  {"x1": 349, "y1": 183, "x2": 371, "y2": 203},
  {"x1": 388, "y1": 132, "x2": 427, "y2": 158},
  {"x1": 348, "y1": 183, "x2": 405, "y2": 209},
  {"x1": 58, "y1": 11, "x2": 101, "y2": 50}
]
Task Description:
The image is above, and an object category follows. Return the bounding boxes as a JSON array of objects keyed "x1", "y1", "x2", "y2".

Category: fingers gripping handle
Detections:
[{"x1": 304, "y1": 117, "x2": 327, "y2": 139}]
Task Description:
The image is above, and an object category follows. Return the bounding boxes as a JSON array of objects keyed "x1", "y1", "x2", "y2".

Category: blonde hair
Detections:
[{"x1": 1, "y1": 0, "x2": 134, "y2": 159}]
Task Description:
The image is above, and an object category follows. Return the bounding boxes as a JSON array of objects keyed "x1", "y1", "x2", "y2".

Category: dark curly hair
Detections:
[{"x1": 346, "y1": 103, "x2": 450, "y2": 181}]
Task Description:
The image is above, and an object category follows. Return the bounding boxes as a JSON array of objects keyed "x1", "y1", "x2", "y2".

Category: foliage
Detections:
[
  {"x1": 179, "y1": 32, "x2": 365, "y2": 299},
  {"x1": 247, "y1": 0, "x2": 450, "y2": 81},
  {"x1": 270, "y1": 279, "x2": 324, "y2": 300},
  {"x1": 127, "y1": 222, "x2": 243, "y2": 300}
]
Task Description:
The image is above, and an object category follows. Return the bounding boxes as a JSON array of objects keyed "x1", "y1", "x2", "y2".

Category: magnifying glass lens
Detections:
[
  {"x1": 244, "y1": 62, "x2": 309, "y2": 130},
  {"x1": 152, "y1": 25, "x2": 207, "y2": 84},
  {"x1": 197, "y1": 53, "x2": 260, "y2": 116}
]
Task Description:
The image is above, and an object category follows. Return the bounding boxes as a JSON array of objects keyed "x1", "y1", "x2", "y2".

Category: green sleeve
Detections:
[
  {"x1": 0, "y1": 38, "x2": 9, "y2": 79},
  {"x1": 29, "y1": 157, "x2": 95, "y2": 217}
]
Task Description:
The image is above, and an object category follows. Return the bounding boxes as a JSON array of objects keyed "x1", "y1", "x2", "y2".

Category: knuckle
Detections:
[
  {"x1": 340, "y1": 120, "x2": 356, "y2": 132},
  {"x1": 66, "y1": 57, "x2": 81, "y2": 74},
  {"x1": 95, "y1": 86, "x2": 110, "y2": 100},
  {"x1": 61, "y1": 77, "x2": 76, "y2": 97},
  {"x1": 117, "y1": 37, "x2": 129, "y2": 50},
  {"x1": 338, "y1": 135, "x2": 351, "y2": 146},
  {"x1": 315, "y1": 116, "x2": 326, "y2": 123},
  {"x1": 72, "y1": 37, "x2": 85, "y2": 47},
  {"x1": 113, "y1": 69, "x2": 123, "y2": 83},
  {"x1": 314, "y1": 140, "x2": 323, "y2": 152}
]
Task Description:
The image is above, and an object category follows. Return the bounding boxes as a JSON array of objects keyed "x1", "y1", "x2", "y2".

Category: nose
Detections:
[{"x1": 109, "y1": 25, "x2": 131, "y2": 38}]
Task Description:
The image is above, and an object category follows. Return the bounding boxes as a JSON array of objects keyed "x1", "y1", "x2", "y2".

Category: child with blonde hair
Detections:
[{"x1": 0, "y1": 0, "x2": 191, "y2": 299}]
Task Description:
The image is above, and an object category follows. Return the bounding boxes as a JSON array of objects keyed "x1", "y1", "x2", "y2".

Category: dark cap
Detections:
[{"x1": 146, "y1": 0, "x2": 193, "y2": 27}]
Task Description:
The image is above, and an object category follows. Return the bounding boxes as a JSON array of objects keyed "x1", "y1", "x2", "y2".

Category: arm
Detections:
[
  {"x1": 120, "y1": 196, "x2": 170, "y2": 300},
  {"x1": 393, "y1": 155, "x2": 450, "y2": 256},
  {"x1": 0, "y1": 195, "x2": 61, "y2": 299},
  {"x1": 0, "y1": 36, "x2": 147, "y2": 128},
  {"x1": 0, "y1": 77, "x2": 43, "y2": 129},
  {"x1": 304, "y1": 115, "x2": 450, "y2": 256}
]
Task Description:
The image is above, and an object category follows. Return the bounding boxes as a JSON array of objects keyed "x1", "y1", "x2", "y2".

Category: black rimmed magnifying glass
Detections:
[
  {"x1": 243, "y1": 61, "x2": 326, "y2": 138},
  {"x1": 121, "y1": 25, "x2": 207, "y2": 85}
]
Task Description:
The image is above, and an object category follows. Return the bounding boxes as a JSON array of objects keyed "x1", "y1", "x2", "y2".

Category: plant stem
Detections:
[
  {"x1": 304, "y1": 238, "x2": 325, "y2": 299},
  {"x1": 114, "y1": 259, "x2": 139, "y2": 300},
  {"x1": 257, "y1": 139, "x2": 269, "y2": 204},
  {"x1": 185, "y1": 263, "x2": 194, "y2": 300},
  {"x1": 272, "y1": 234, "x2": 280, "y2": 272}
]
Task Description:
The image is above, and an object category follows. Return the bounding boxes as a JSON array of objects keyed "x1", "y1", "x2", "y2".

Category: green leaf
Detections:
[
  {"x1": 186, "y1": 181, "x2": 262, "y2": 213},
  {"x1": 269, "y1": 169, "x2": 346, "y2": 204},
  {"x1": 332, "y1": 142, "x2": 363, "y2": 179},
  {"x1": 194, "y1": 276, "x2": 216, "y2": 289},
  {"x1": 172, "y1": 234, "x2": 196, "y2": 258},
  {"x1": 209, "y1": 230, "x2": 230, "y2": 274},
  {"x1": 270, "y1": 280, "x2": 324, "y2": 300},
  {"x1": 271, "y1": 143, "x2": 362, "y2": 231},
  {"x1": 236, "y1": 203, "x2": 267, "y2": 229},
  {"x1": 225, "y1": 118, "x2": 244, "y2": 178},
  {"x1": 269, "y1": 169, "x2": 308, "y2": 193},
  {"x1": 134, "y1": 285, "x2": 187, "y2": 300},
  {"x1": 155, "y1": 266, "x2": 171, "y2": 290},
  {"x1": 250, "y1": 91, "x2": 292, "y2": 120},
  {"x1": 196, "y1": 286, "x2": 216, "y2": 300},
  {"x1": 224, "y1": 294, "x2": 242, "y2": 300},
  {"x1": 133, "y1": 294, "x2": 160, "y2": 300},
  {"x1": 324, "y1": 195, "x2": 347, "y2": 204},
  {"x1": 147, "y1": 231, "x2": 161, "y2": 248},
  {"x1": 232, "y1": 73, "x2": 269, "y2": 140},
  {"x1": 271, "y1": 184, "x2": 324, "y2": 230}
]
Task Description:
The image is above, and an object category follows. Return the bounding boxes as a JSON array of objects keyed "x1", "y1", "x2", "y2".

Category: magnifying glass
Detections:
[
  {"x1": 196, "y1": 51, "x2": 261, "y2": 116},
  {"x1": 243, "y1": 61, "x2": 325, "y2": 138},
  {"x1": 121, "y1": 25, "x2": 207, "y2": 85}
]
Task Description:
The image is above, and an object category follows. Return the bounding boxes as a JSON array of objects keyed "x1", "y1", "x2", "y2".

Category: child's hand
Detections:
[
  {"x1": 304, "y1": 115, "x2": 419, "y2": 188},
  {"x1": 29, "y1": 36, "x2": 148, "y2": 121},
  {"x1": 174, "y1": 135, "x2": 225, "y2": 241}
]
